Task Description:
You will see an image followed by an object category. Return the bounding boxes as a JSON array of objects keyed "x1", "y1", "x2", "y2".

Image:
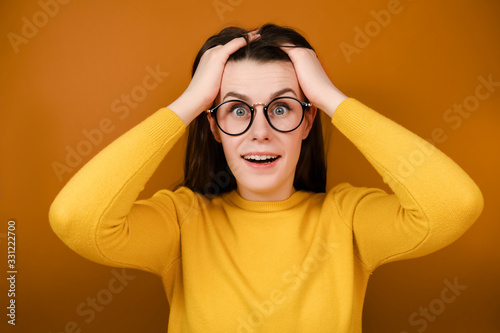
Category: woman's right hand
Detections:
[{"x1": 168, "y1": 31, "x2": 260, "y2": 125}]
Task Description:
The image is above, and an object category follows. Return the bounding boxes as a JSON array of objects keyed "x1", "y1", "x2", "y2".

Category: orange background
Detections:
[{"x1": 1, "y1": 0, "x2": 499, "y2": 332}]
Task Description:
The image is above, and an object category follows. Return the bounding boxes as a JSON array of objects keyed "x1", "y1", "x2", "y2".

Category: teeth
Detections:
[{"x1": 243, "y1": 155, "x2": 278, "y2": 161}]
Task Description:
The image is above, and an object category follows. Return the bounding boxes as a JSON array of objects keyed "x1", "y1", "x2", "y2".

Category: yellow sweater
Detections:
[{"x1": 49, "y1": 98, "x2": 483, "y2": 332}]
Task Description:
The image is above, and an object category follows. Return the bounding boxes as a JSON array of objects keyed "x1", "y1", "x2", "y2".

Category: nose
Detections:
[{"x1": 248, "y1": 105, "x2": 273, "y2": 141}]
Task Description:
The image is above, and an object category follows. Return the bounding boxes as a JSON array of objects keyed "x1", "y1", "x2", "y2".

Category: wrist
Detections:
[
  {"x1": 318, "y1": 87, "x2": 348, "y2": 117},
  {"x1": 167, "y1": 92, "x2": 205, "y2": 126}
]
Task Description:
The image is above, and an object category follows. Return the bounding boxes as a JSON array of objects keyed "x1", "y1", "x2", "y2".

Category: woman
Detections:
[{"x1": 49, "y1": 24, "x2": 484, "y2": 332}]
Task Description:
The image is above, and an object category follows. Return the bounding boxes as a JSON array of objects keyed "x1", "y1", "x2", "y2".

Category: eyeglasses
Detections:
[{"x1": 207, "y1": 96, "x2": 311, "y2": 136}]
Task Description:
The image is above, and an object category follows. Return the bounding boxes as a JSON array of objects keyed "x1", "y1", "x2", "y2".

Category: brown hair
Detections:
[{"x1": 181, "y1": 24, "x2": 326, "y2": 197}]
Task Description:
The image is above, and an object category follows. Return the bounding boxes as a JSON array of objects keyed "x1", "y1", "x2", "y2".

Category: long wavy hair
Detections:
[{"x1": 181, "y1": 24, "x2": 326, "y2": 197}]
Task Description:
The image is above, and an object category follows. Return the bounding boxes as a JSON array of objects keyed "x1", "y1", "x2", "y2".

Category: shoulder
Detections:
[
  {"x1": 143, "y1": 186, "x2": 198, "y2": 221},
  {"x1": 151, "y1": 185, "x2": 229, "y2": 216},
  {"x1": 324, "y1": 182, "x2": 388, "y2": 226}
]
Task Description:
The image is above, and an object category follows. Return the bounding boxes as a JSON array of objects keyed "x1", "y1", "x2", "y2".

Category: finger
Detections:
[
  {"x1": 199, "y1": 37, "x2": 247, "y2": 66},
  {"x1": 279, "y1": 44, "x2": 299, "y2": 59},
  {"x1": 247, "y1": 30, "x2": 261, "y2": 42},
  {"x1": 280, "y1": 46, "x2": 319, "y2": 61},
  {"x1": 216, "y1": 32, "x2": 261, "y2": 60},
  {"x1": 221, "y1": 36, "x2": 249, "y2": 54}
]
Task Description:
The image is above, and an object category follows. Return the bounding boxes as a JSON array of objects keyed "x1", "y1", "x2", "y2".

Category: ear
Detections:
[
  {"x1": 301, "y1": 105, "x2": 318, "y2": 140},
  {"x1": 207, "y1": 112, "x2": 222, "y2": 143}
]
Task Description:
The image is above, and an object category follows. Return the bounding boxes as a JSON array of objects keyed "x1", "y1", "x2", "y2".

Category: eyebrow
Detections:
[{"x1": 222, "y1": 88, "x2": 298, "y2": 102}]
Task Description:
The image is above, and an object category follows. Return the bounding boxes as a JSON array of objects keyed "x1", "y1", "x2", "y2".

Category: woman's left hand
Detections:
[{"x1": 280, "y1": 46, "x2": 348, "y2": 117}]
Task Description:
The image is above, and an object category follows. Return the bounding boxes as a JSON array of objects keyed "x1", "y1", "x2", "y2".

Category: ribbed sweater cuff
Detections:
[
  {"x1": 143, "y1": 107, "x2": 186, "y2": 145},
  {"x1": 331, "y1": 98, "x2": 371, "y2": 142}
]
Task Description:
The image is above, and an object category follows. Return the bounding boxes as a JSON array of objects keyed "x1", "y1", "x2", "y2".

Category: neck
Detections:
[{"x1": 235, "y1": 184, "x2": 296, "y2": 202}]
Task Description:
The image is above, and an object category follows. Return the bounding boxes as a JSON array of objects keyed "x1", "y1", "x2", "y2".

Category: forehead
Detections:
[{"x1": 219, "y1": 60, "x2": 302, "y2": 100}]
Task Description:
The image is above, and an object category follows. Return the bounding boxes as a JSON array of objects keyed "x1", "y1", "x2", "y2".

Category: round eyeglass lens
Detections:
[
  {"x1": 215, "y1": 101, "x2": 253, "y2": 135},
  {"x1": 267, "y1": 97, "x2": 303, "y2": 132}
]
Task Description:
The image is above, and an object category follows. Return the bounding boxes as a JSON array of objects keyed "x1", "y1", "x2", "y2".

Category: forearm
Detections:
[{"x1": 49, "y1": 107, "x2": 186, "y2": 262}]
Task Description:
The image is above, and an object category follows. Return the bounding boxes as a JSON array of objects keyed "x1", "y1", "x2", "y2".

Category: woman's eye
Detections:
[
  {"x1": 272, "y1": 105, "x2": 289, "y2": 116},
  {"x1": 232, "y1": 107, "x2": 247, "y2": 117}
]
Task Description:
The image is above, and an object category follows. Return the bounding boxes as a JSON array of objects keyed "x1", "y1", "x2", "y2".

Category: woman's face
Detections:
[{"x1": 207, "y1": 59, "x2": 316, "y2": 201}]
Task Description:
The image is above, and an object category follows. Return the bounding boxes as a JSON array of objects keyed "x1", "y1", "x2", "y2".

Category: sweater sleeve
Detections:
[
  {"x1": 330, "y1": 98, "x2": 484, "y2": 272},
  {"x1": 48, "y1": 107, "x2": 194, "y2": 276}
]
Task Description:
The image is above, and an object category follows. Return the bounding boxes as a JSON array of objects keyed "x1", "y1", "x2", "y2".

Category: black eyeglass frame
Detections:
[{"x1": 206, "y1": 96, "x2": 312, "y2": 136}]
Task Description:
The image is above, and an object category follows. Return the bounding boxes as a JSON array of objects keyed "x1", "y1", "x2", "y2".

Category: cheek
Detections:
[
  {"x1": 220, "y1": 138, "x2": 242, "y2": 168},
  {"x1": 301, "y1": 112, "x2": 314, "y2": 139},
  {"x1": 289, "y1": 137, "x2": 304, "y2": 161},
  {"x1": 279, "y1": 134, "x2": 304, "y2": 165}
]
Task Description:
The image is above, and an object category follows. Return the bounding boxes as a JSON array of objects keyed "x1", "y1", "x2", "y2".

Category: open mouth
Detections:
[{"x1": 242, "y1": 155, "x2": 281, "y2": 164}]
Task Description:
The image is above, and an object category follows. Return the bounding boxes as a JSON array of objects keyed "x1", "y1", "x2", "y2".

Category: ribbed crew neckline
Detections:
[{"x1": 222, "y1": 190, "x2": 313, "y2": 212}]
